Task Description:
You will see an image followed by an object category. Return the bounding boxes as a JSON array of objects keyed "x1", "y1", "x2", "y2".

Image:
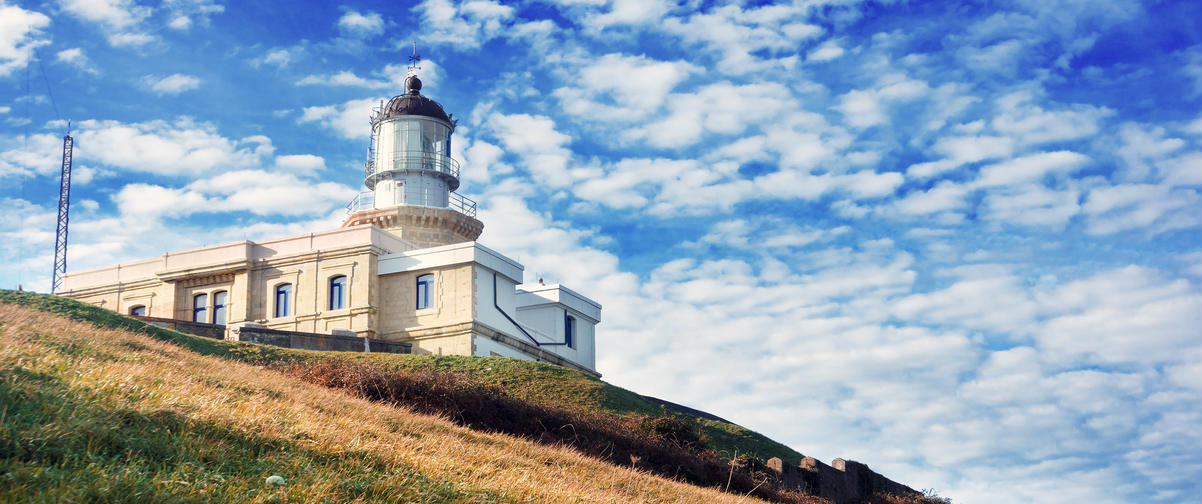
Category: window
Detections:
[
  {"x1": 416, "y1": 274, "x2": 434, "y2": 310},
  {"x1": 564, "y1": 313, "x2": 576, "y2": 349},
  {"x1": 192, "y1": 294, "x2": 207, "y2": 323},
  {"x1": 329, "y1": 275, "x2": 347, "y2": 310},
  {"x1": 212, "y1": 291, "x2": 228, "y2": 325},
  {"x1": 274, "y1": 284, "x2": 292, "y2": 318},
  {"x1": 129, "y1": 305, "x2": 146, "y2": 317}
]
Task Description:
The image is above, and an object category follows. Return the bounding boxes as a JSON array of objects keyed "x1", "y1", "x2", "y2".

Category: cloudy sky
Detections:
[{"x1": 2, "y1": 0, "x2": 1200, "y2": 501}]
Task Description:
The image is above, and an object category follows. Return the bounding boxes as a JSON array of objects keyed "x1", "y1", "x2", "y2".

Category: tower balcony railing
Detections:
[
  {"x1": 364, "y1": 150, "x2": 460, "y2": 181},
  {"x1": 345, "y1": 189, "x2": 478, "y2": 218}
]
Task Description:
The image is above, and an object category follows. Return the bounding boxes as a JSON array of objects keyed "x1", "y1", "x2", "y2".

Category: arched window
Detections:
[
  {"x1": 129, "y1": 305, "x2": 146, "y2": 317},
  {"x1": 212, "y1": 291, "x2": 228, "y2": 325},
  {"x1": 329, "y1": 275, "x2": 347, "y2": 310},
  {"x1": 274, "y1": 284, "x2": 292, "y2": 318},
  {"x1": 192, "y1": 293, "x2": 207, "y2": 323},
  {"x1": 416, "y1": 274, "x2": 434, "y2": 310},
  {"x1": 564, "y1": 313, "x2": 576, "y2": 349}
]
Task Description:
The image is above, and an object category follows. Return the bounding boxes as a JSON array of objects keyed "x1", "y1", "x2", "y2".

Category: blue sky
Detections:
[{"x1": 2, "y1": 0, "x2": 1200, "y2": 502}]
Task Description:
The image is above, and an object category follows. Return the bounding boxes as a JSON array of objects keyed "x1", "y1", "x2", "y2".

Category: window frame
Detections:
[
  {"x1": 129, "y1": 305, "x2": 146, "y2": 317},
  {"x1": 274, "y1": 283, "x2": 293, "y2": 318},
  {"x1": 212, "y1": 290, "x2": 228, "y2": 325},
  {"x1": 192, "y1": 293, "x2": 208, "y2": 323},
  {"x1": 564, "y1": 312, "x2": 576, "y2": 349},
  {"x1": 415, "y1": 273, "x2": 434, "y2": 310},
  {"x1": 328, "y1": 275, "x2": 347, "y2": 311}
]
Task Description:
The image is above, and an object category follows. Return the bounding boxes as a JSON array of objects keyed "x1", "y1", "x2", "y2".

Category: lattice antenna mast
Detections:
[{"x1": 51, "y1": 121, "x2": 73, "y2": 294}]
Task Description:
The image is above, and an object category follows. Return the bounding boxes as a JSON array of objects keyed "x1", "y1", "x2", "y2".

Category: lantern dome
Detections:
[{"x1": 374, "y1": 75, "x2": 453, "y2": 126}]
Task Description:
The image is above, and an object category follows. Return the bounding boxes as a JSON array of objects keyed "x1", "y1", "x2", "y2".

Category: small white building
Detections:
[{"x1": 57, "y1": 68, "x2": 601, "y2": 376}]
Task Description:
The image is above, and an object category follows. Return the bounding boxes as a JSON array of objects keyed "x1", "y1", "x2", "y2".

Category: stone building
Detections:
[{"x1": 56, "y1": 68, "x2": 601, "y2": 376}]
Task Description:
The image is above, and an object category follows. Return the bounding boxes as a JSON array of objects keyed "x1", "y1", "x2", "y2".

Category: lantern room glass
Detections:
[{"x1": 391, "y1": 119, "x2": 449, "y2": 172}]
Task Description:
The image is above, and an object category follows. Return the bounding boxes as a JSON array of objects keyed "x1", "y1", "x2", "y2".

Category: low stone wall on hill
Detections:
[
  {"x1": 133, "y1": 316, "x2": 410, "y2": 354},
  {"x1": 226, "y1": 323, "x2": 411, "y2": 354},
  {"x1": 767, "y1": 456, "x2": 918, "y2": 503},
  {"x1": 135, "y1": 316, "x2": 227, "y2": 339}
]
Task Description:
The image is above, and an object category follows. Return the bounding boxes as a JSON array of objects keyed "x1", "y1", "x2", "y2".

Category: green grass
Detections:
[
  {"x1": 0, "y1": 289, "x2": 805, "y2": 466},
  {"x1": 0, "y1": 363, "x2": 506, "y2": 504}
]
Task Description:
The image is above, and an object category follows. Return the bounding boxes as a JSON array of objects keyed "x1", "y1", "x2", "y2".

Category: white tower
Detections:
[
  {"x1": 368, "y1": 70, "x2": 457, "y2": 209},
  {"x1": 343, "y1": 66, "x2": 483, "y2": 247}
]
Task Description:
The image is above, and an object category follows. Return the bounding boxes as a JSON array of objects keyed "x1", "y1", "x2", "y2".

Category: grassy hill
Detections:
[
  {"x1": 0, "y1": 291, "x2": 786, "y2": 503},
  {"x1": 0, "y1": 290, "x2": 938, "y2": 503}
]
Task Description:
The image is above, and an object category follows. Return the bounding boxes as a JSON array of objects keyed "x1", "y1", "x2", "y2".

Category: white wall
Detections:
[
  {"x1": 473, "y1": 336, "x2": 534, "y2": 360},
  {"x1": 514, "y1": 303, "x2": 596, "y2": 370}
]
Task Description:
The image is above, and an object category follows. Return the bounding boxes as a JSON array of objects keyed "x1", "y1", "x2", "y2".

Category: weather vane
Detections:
[{"x1": 408, "y1": 41, "x2": 421, "y2": 77}]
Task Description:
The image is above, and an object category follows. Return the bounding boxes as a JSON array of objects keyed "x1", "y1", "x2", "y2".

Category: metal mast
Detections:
[{"x1": 51, "y1": 123, "x2": 73, "y2": 294}]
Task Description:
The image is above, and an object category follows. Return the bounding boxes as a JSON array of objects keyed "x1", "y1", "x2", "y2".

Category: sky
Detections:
[{"x1": 1, "y1": 0, "x2": 1200, "y2": 502}]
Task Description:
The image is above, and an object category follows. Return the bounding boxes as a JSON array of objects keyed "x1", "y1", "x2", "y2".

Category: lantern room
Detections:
[{"x1": 364, "y1": 72, "x2": 461, "y2": 210}]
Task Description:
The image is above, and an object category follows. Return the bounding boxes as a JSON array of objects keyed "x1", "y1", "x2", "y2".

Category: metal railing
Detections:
[
  {"x1": 345, "y1": 190, "x2": 477, "y2": 218},
  {"x1": 365, "y1": 150, "x2": 460, "y2": 181}
]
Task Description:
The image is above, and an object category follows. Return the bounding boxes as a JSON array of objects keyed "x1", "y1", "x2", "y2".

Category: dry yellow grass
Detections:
[{"x1": 0, "y1": 302, "x2": 769, "y2": 503}]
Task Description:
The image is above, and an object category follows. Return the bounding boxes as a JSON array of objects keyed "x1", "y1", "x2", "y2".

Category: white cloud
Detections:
[
  {"x1": 808, "y1": 39, "x2": 845, "y2": 62},
  {"x1": 112, "y1": 183, "x2": 207, "y2": 218},
  {"x1": 1081, "y1": 183, "x2": 1201, "y2": 236},
  {"x1": 0, "y1": 3, "x2": 50, "y2": 77},
  {"x1": 991, "y1": 91, "x2": 1113, "y2": 145},
  {"x1": 627, "y1": 81, "x2": 795, "y2": 148},
  {"x1": 584, "y1": 0, "x2": 672, "y2": 28},
  {"x1": 663, "y1": 3, "x2": 820, "y2": 75},
  {"x1": 980, "y1": 184, "x2": 1081, "y2": 229},
  {"x1": 553, "y1": 53, "x2": 699, "y2": 122},
  {"x1": 572, "y1": 157, "x2": 697, "y2": 209},
  {"x1": 485, "y1": 112, "x2": 577, "y2": 187},
  {"x1": 908, "y1": 135, "x2": 1015, "y2": 179},
  {"x1": 0, "y1": 133, "x2": 63, "y2": 178},
  {"x1": 415, "y1": 0, "x2": 515, "y2": 49},
  {"x1": 59, "y1": 0, "x2": 155, "y2": 47},
  {"x1": 273, "y1": 154, "x2": 325, "y2": 175},
  {"x1": 836, "y1": 74, "x2": 931, "y2": 129},
  {"x1": 71, "y1": 118, "x2": 273, "y2": 176},
  {"x1": 1035, "y1": 266, "x2": 1200, "y2": 367},
  {"x1": 298, "y1": 98, "x2": 378, "y2": 139},
  {"x1": 255, "y1": 47, "x2": 293, "y2": 68},
  {"x1": 1113, "y1": 122, "x2": 1191, "y2": 183},
  {"x1": 297, "y1": 71, "x2": 387, "y2": 89},
  {"x1": 163, "y1": 0, "x2": 224, "y2": 31},
  {"x1": 185, "y1": 170, "x2": 357, "y2": 216},
  {"x1": 892, "y1": 181, "x2": 971, "y2": 216},
  {"x1": 55, "y1": 47, "x2": 98, "y2": 74},
  {"x1": 110, "y1": 168, "x2": 356, "y2": 221},
  {"x1": 891, "y1": 270, "x2": 1039, "y2": 334},
  {"x1": 338, "y1": 10, "x2": 384, "y2": 38},
  {"x1": 973, "y1": 150, "x2": 1090, "y2": 188},
  {"x1": 142, "y1": 73, "x2": 201, "y2": 95}
]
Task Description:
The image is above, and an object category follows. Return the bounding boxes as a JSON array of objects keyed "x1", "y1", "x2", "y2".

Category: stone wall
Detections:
[
  {"x1": 228, "y1": 324, "x2": 411, "y2": 354},
  {"x1": 767, "y1": 456, "x2": 918, "y2": 504},
  {"x1": 135, "y1": 316, "x2": 410, "y2": 354},
  {"x1": 137, "y1": 316, "x2": 226, "y2": 339},
  {"x1": 377, "y1": 263, "x2": 475, "y2": 341}
]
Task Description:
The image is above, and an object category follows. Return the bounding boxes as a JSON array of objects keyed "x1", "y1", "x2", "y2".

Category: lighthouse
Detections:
[{"x1": 342, "y1": 66, "x2": 484, "y2": 247}]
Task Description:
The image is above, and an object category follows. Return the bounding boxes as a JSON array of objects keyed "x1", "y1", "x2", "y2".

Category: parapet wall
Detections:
[
  {"x1": 767, "y1": 456, "x2": 918, "y2": 503},
  {"x1": 134, "y1": 316, "x2": 411, "y2": 354},
  {"x1": 226, "y1": 324, "x2": 412, "y2": 354}
]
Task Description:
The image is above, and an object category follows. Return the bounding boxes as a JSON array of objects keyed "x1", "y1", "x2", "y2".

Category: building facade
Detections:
[{"x1": 57, "y1": 69, "x2": 601, "y2": 375}]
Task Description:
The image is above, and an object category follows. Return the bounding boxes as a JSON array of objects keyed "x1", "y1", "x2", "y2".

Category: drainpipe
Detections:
[{"x1": 492, "y1": 271, "x2": 565, "y2": 346}]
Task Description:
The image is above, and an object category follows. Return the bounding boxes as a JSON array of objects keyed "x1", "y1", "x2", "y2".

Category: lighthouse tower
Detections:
[{"x1": 342, "y1": 66, "x2": 483, "y2": 247}]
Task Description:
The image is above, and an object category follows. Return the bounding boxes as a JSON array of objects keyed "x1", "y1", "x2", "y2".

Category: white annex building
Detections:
[{"x1": 57, "y1": 69, "x2": 601, "y2": 376}]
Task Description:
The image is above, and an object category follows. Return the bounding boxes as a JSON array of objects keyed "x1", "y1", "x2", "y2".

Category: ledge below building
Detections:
[{"x1": 342, "y1": 205, "x2": 483, "y2": 248}]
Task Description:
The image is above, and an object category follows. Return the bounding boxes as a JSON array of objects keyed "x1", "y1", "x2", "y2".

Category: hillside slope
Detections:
[{"x1": 0, "y1": 296, "x2": 776, "y2": 503}]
